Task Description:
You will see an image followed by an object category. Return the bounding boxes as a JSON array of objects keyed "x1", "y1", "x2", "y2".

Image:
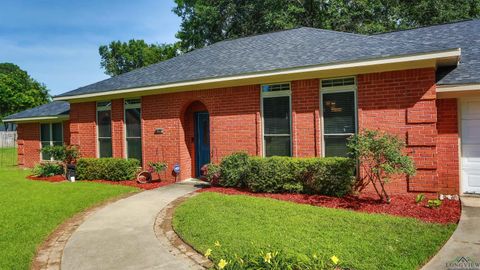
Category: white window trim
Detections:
[
  {"x1": 320, "y1": 77, "x2": 358, "y2": 157},
  {"x1": 123, "y1": 98, "x2": 142, "y2": 161},
  {"x1": 260, "y1": 82, "x2": 293, "y2": 157},
  {"x1": 40, "y1": 122, "x2": 64, "y2": 161},
  {"x1": 96, "y1": 101, "x2": 112, "y2": 158}
]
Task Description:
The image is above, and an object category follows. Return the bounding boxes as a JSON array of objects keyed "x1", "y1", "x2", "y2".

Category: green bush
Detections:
[
  {"x1": 76, "y1": 158, "x2": 140, "y2": 181},
  {"x1": 203, "y1": 163, "x2": 221, "y2": 185},
  {"x1": 301, "y1": 157, "x2": 355, "y2": 197},
  {"x1": 246, "y1": 156, "x2": 301, "y2": 193},
  {"x1": 216, "y1": 153, "x2": 355, "y2": 196},
  {"x1": 32, "y1": 162, "x2": 64, "y2": 177},
  {"x1": 219, "y1": 152, "x2": 250, "y2": 187}
]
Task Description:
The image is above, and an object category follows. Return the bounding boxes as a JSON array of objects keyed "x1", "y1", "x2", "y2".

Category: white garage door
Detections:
[{"x1": 461, "y1": 98, "x2": 480, "y2": 194}]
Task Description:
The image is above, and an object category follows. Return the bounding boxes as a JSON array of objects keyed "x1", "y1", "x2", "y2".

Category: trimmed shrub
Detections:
[
  {"x1": 76, "y1": 158, "x2": 140, "y2": 181},
  {"x1": 32, "y1": 162, "x2": 64, "y2": 177},
  {"x1": 246, "y1": 156, "x2": 301, "y2": 193},
  {"x1": 216, "y1": 153, "x2": 355, "y2": 196},
  {"x1": 218, "y1": 152, "x2": 250, "y2": 187},
  {"x1": 301, "y1": 157, "x2": 356, "y2": 197}
]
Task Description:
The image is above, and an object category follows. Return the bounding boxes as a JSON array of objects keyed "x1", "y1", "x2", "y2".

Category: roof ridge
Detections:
[{"x1": 374, "y1": 18, "x2": 479, "y2": 35}]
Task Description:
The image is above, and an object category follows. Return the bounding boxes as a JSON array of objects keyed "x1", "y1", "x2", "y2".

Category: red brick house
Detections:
[{"x1": 5, "y1": 20, "x2": 480, "y2": 195}]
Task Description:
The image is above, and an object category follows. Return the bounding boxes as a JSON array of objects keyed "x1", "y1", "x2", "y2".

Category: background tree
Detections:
[
  {"x1": 99, "y1": 40, "x2": 179, "y2": 76},
  {"x1": 173, "y1": 0, "x2": 480, "y2": 51},
  {"x1": 0, "y1": 63, "x2": 50, "y2": 128}
]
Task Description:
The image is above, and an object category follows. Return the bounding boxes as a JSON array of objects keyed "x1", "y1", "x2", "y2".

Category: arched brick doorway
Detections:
[{"x1": 181, "y1": 101, "x2": 210, "y2": 178}]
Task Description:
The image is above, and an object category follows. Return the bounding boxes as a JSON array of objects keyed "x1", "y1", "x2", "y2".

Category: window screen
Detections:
[
  {"x1": 262, "y1": 85, "x2": 291, "y2": 157},
  {"x1": 97, "y1": 102, "x2": 112, "y2": 158},
  {"x1": 40, "y1": 123, "x2": 63, "y2": 160},
  {"x1": 322, "y1": 79, "x2": 356, "y2": 157},
  {"x1": 125, "y1": 99, "x2": 142, "y2": 163}
]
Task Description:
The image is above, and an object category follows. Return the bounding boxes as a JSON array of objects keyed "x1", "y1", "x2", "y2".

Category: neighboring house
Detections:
[{"x1": 5, "y1": 20, "x2": 480, "y2": 195}]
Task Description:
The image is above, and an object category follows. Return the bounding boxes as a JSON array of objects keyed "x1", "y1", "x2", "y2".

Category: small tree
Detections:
[
  {"x1": 40, "y1": 145, "x2": 80, "y2": 164},
  {"x1": 347, "y1": 129, "x2": 416, "y2": 203}
]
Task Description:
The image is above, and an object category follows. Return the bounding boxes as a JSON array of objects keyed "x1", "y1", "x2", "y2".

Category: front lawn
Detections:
[
  {"x1": 0, "y1": 148, "x2": 138, "y2": 269},
  {"x1": 173, "y1": 192, "x2": 456, "y2": 270}
]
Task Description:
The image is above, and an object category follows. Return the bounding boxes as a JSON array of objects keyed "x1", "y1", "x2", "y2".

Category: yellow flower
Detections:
[
  {"x1": 218, "y1": 259, "x2": 228, "y2": 269},
  {"x1": 204, "y1": 248, "x2": 212, "y2": 258},
  {"x1": 264, "y1": 252, "x2": 273, "y2": 263},
  {"x1": 331, "y1": 255, "x2": 340, "y2": 265},
  {"x1": 214, "y1": 241, "x2": 221, "y2": 247}
]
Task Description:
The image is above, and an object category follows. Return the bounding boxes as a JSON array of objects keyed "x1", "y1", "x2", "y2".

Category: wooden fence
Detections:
[{"x1": 0, "y1": 131, "x2": 17, "y2": 148}]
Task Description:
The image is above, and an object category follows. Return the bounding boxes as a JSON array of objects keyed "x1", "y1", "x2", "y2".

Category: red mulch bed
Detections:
[
  {"x1": 27, "y1": 175, "x2": 66, "y2": 183},
  {"x1": 199, "y1": 187, "x2": 461, "y2": 224},
  {"x1": 90, "y1": 179, "x2": 173, "y2": 190},
  {"x1": 26, "y1": 175, "x2": 173, "y2": 190}
]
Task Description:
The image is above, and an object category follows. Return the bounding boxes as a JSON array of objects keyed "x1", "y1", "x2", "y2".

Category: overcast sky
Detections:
[{"x1": 0, "y1": 0, "x2": 180, "y2": 95}]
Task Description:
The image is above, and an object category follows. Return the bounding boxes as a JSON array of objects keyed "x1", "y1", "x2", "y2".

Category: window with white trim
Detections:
[
  {"x1": 261, "y1": 83, "x2": 292, "y2": 157},
  {"x1": 321, "y1": 77, "x2": 357, "y2": 157},
  {"x1": 97, "y1": 101, "x2": 112, "y2": 158},
  {"x1": 124, "y1": 99, "x2": 142, "y2": 163},
  {"x1": 40, "y1": 123, "x2": 63, "y2": 160}
]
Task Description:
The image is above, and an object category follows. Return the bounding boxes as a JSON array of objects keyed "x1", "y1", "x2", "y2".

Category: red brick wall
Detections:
[
  {"x1": 69, "y1": 102, "x2": 97, "y2": 158},
  {"x1": 17, "y1": 123, "x2": 40, "y2": 167},
  {"x1": 436, "y1": 99, "x2": 459, "y2": 194},
  {"x1": 291, "y1": 79, "x2": 321, "y2": 157},
  {"x1": 142, "y1": 85, "x2": 261, "y2": 181},
  {"x1": 357, "y1": 67, "x2": 458, "y2": 194},
  {"x1": 16, "y1": 67, "x2": 460, "y2": 194},
  {"x1": 111, "y1": 99, "x2": 124, "y2": 158},
  {"x1": 17, "y1": 120, "x2": 71, "y2": 167}
]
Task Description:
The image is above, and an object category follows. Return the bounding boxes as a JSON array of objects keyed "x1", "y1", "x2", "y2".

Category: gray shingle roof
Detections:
[
  {"x1": 4, "y1": 101, "x2": 70, "y2": 121},
  {"x1": 377, "y1": 19, "x2": 480, "y2": 85},
  {"x1": 56, "y1": 27, "x2": 457, "y2": 98}
]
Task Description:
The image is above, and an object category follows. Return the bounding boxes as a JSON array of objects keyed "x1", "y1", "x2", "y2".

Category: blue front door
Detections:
[{"x1": 194, "y1": 112, "x2": 210, "y2": 177}]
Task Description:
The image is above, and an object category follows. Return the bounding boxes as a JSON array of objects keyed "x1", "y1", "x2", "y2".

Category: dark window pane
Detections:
[
  {"x1": 127, "y1": 138, "x2": 142, "y2": 163},
  {"x1": 97, "y1": 111, "x2": 111, "y2": 137},
  {"x1": 125, "y1": 108, "x2": 141, "y2": 138},
  {"x1": 52, "y1": 123, "x2": 63, "y2": 142},
  {"x1": 325, "y1": 135, "x2": 350, "y2": 157},
  {"x1": 99, "y1": 138, "x2": 112, "y2": 158},
  {"x1": 323, "y1": 92, "x2": 355, "y2": 134},
  {"x1": 40, "y1": 124, "x2": 50, "y2": 141},
  {"x1": 265, "y1": 136, "x2": 291, "y2": 157},
  {"x1": 41, "y1": 142, "x2": 51, "y2": 160},
  {"x1": 263, "y1": 96, "x2": 290, "y2": 134}
]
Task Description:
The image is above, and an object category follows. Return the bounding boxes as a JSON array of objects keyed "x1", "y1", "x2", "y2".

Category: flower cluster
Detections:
[{"x1": 203, "y1": 240, "x2": 343, "y2": 269}]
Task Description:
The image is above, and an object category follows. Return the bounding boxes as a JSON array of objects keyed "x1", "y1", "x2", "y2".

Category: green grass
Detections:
[
  {"x1": 0, "y1": 148, "x2": 138, "y2": 269},
  {"x1": 173, "y1": 192, "x2": 456, "y2": 270}
]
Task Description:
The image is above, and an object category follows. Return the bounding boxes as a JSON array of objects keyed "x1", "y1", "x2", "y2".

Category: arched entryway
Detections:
[{"x1": 181, "y1": 101, "x2": 210, "y2": 178}]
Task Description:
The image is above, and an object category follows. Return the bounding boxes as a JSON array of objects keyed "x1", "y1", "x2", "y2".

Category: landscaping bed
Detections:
[
  {"x1": 27, "y1": 175, "x2": 66, "y2": 183},
  {"x1": 173, "y1": 192, "x2": 456, "y2": 270},
  {"x1": 199, "y1": 187, "x2": 460, "y2": 224},
  {"x1": 90, "y1": 179, "x2": 173, "y2": 190},
  {"x1": 26, "y1": 175, "x2": 172, "y2": 190}
]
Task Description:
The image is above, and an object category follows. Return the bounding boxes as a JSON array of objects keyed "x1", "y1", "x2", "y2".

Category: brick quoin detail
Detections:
[
  {"x1": 357, "y1": 67, "x2": 456, "y2": 194},
  {"x1": 17, "y1": 120, "x2": 71, "y2": 167},
  {"x1": 17, "y1": 123, "x2": 40, "y2": 167}
]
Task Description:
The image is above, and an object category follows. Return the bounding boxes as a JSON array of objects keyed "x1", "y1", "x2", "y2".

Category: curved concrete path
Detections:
[
  {"x1": 422, "y1": 196, "x2": 480, "y2": 270},
  {"x1": 61, "y1": 181, "x2": 204, "y2": 270}
]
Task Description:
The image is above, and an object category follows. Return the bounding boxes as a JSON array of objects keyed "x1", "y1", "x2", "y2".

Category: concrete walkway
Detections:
[
  {"x1": 422, "y1": 196, "x2": 480, "y2": 270},
  {"x1": 61, "y1": 181, "x2": 204, "y2": 270}
]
